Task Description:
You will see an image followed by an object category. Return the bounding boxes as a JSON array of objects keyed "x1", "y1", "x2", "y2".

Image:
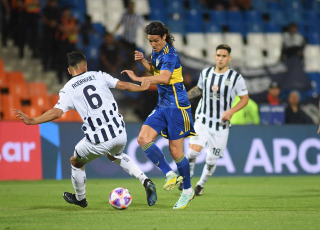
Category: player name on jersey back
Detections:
[{"x1": 72, "y1": 75, "x2": 96, "y2": 89}]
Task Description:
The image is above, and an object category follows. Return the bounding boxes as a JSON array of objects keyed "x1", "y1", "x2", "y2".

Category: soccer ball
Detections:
[{"x1": 109, "y1": 187, "x2": 132, "y2": 210}]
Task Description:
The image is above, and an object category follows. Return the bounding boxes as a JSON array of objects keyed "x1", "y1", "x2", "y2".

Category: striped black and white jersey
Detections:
[
  {"x1": 195, "y1": 67, "x2": 248, "y2": 131},
  {"x1": 120, "y1": 12, "x2": 145, "y2": 44},
  {"x1": 54, "y1": 71, "x2": 125, "y2": 144}
]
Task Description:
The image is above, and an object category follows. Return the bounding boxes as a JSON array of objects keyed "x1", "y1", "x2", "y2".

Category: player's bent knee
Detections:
[
  {"x1": 206, "y1": 154, "x2": 218, "y2": 166},
  {"x1": 137, "y1": 134, "x2": 151, "y2": 146},
  {"x1": 70, "y1": 156, "x2": 85, "y2": 168},
  {"x1": 189, "y1": 144, "x2": 203, "y2": 152}
]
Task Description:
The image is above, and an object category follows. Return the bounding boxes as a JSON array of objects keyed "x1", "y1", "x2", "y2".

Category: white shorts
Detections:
[
  {"x1": 74, "y1": 130, "x2": 127, "y2": 163},
  {"x1": 189, "y1": 120, "x2": 229, "y2": 159}
]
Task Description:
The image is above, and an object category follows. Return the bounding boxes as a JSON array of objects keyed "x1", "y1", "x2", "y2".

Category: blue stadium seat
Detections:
[
  {"x1": 227, "y1": 11, "x2": 245, "y2": 36},
  {"x1": 286, "y1": 10, "x2": 304, "y2": 24},
  {"x1": 71, "y1": 9, "x2": 86, "y2": 24},
  {"x1": 264, "y1": 22, "x2": 282, "y2": 33},
  {"x1": 185, "y1": 9, "x2": 203, "y2": 33},
  {"x1": 303, "y1": 0, "x2": 315, "y2": 10},
  {"x1": 246, "y1": 21, "x2": 264, "y2": 33},
  {"x1": 227, "y1": 11, "x2": 244, "y2": 25},
  {"x1": 88, "y1": 33, "x2": 103, "y2": 48},
  {"x1": 165, "y1": 0, "x2": 184, "y2": 15},
  {"x1": 252, "y1": 0, "x2": 268, "y2": 13},
  {"x1": 268, "y1": 1, "x2": 282, "y2": 11},
  {"x1": 228, "y1": 24, "x2": 246, "y2": 37},
  {"x1": 204, "y1": 22, "x2": 221, "y2": 33},
  {"x1": 306, "y1": 31, "x2": 320, "y2": 44},
  {"x1": 167, "y1": 18, "x2": 186, "y2": 34},
  {"x1": 149, "y1": 9, "x2": 167, "y2": 23},
  {"x1": 305, "y1": 11, "x2": 319, "y2": 25},
  {"x1": 270, "y1": 10, "x2": 288, "y2": 26},
  {"x1": 297, "y1": 23, "x2": 307, "y2": 37},
  {"x1": 245, "y1": 11, "x2": 263, "y2": 23},
  {"x1": 92, "y1": 23, "x2": 106, "y2": 35},
  {"x1": 307, "y1": 73, "x2": 320, "y2": 93},
  {"x1": 284, "y1": 0, "x2": 303, "y2": 11},
  {"x1": 208, "y1": 10, "x2": 227, "y2": 27},
  {"x1": 83, "y1": 45, "x2": 100, "y2": 70},
  {"x1": 186, "y1": 0, "x2": 202, "y2": 11},
  {"x1": 149, "y1": 0, "x2": 166, "y2": 11}
]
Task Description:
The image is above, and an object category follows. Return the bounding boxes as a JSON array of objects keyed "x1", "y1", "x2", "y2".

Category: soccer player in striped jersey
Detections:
[
  {"x1": 180, "y1": 44, "x2": 249, "y2": 195},
  {"x1": 14, "y1": 51, "x2": 158, "y2": 208},
  {"x1": 122, "y1": 21, "x2": 196, "y2": 209}
]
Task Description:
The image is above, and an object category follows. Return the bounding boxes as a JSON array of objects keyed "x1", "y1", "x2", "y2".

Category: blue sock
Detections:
[
  {"x1": 142, "y1": 142, "x2": 172, "y2": 175},
  {"x1": 175, "y1": 155, "x2": 191, "y2": 189}
]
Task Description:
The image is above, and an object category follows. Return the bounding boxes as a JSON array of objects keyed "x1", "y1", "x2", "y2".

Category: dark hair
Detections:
[
  {"x1": 216, "y1": 44, "x2": 231, "y2": 54},
  {"x1": 67, "y1": 51, "x2": 86, "y2": 67},
  {"x1": 145, "y1": 21, "x2": 175, "y2": 47}
]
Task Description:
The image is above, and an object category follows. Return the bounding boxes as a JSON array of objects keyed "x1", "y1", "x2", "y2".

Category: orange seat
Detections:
[
  {"x1": 1, "y1": 94, "x2": 22, "y2": 120},
  {"x1": 27, "y1": 82, "x2": 48, "y2": 96},
  {"x1": 6, "y1": 72, "x2": 28, "y2": 99},
  {"x1": 30, "y1": 94, "x2": 51, "y2": 112},
  {"x1": 49, "y1": 94, "x2": 60, "y2": 108}
]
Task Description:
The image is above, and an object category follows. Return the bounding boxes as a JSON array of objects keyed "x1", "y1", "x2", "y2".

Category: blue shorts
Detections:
[{"x1": 144, "y1": 106, "x2": 196, "y2": 140}]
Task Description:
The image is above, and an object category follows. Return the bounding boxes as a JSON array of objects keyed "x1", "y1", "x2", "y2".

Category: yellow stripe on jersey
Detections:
[
  {"x1": 172, "y1": 84, "x2": 191, "y2": 109},
  {"x1": 152, "y1": 66, "x2": 183, "y2": 85},
  {"x1": 168, "y1": 66, "x2": 183, "y2": 84}
]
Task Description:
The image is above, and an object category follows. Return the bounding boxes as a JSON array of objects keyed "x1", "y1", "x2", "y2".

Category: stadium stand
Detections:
[{"x1": 0, "y1": 0, "x2": 319, "y2": 122}]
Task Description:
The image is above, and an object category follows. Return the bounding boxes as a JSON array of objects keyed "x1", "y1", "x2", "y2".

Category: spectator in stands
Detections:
[
  {"x1": 285, "y1": 90, "x2": 313, "y2": 124},
  {"x1": 282, "y1": 22, "x2": 305, "y2": 60},
  {"x1": 231, "y1": 96, "x2": 260, "y2": 125},
  {"x1": 234, "y1": 0, "x2": 252, "y2": 10},
  {"x1": 261, "y1": 81, "x2": 284, "y2": 105},
  {"x1": 54, "y1": 7, "x2": 79, "y2": 83},
  {"x1": 99, "y1": 32, "x2": 122, "y2": 78},
  {"x1": 112, "y1": 0, "x2": 145, "y2": 72},
  {"x1": 24, "y1": 0, "x2": 41, "y2": 58},
  {"x1": 12, "y1": 0, "x2": 27, "y2": 58},
  {"x1": 1, "y1": 0, "x2": 10, "y2": 48},
  {"x1": 41, "y1": 0, "x2": 61, "y2": 71},
  {"x1": 79, "y1": 14, "x2": 95, "y2": 46}
]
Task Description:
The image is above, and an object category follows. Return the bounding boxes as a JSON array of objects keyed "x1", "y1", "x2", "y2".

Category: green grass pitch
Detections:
[{"x1": 0, "y1": 176, "x2": 319, "y2": 230}]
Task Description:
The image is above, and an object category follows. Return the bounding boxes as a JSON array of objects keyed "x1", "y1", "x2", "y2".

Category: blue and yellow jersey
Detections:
[{"x1": 151, "y1": 44, "x2": 191, "y2": 109}]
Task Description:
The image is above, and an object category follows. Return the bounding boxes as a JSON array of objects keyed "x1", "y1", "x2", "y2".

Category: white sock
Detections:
[
  {"x1": 112, "y1": 153, "x2": 147, "y2": 185},
  {"x1": 71, "y1": 165, "x2": 86, "y2": 201},
  {"x1": 166, "y1": 170, "x2": 175, "y2": 178},
  {"x1": 183, "y1": 187, "x2": 193, "y2": 195},
  {"x1": 197, "y1": 163, "x2": 217, "y2": 187},
  {"x1": 187, "y1": 149, "x2": 200, "y2": 178}
]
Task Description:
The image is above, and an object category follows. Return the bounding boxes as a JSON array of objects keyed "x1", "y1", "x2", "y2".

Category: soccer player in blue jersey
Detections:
[{"x1": 121, "y1": 21, "x2": 196, "y2": 209}]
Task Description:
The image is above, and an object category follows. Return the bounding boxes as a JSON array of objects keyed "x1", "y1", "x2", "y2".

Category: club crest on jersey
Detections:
[
  {"x1": 224, "y1": 79, "x2": 231, "y2": 86},
  {"x1": 156, "y1": 59, "x2": 159, "y2": 67},
  {"x1": 211, "y1": 85, "x2": 219, "y2": 92}
]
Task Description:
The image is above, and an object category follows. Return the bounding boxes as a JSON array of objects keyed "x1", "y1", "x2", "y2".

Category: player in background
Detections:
[
  {"x1": 122, "y1": 21, "x2": 196, "y2": 209},
  {"x1": 179, "y1": 44, "x2": 249, "y2": 195},
  {"x1": 15, "y1": 51, "x2": 157, "y2": 208}
]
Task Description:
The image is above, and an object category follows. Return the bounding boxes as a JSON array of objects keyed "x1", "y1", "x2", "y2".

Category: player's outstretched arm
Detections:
[
  {"x1": 14, "y1": 108, "x2": 63, "y2": 125},
  {"x1": 116, "y1": 79, "x2": 151, "y2": 92},
  {"x1": 187, "y1": 86, "x2": 203, "y2": 100},
  {"x1": 121, "y1": 69, "x2": 171, "y2": 85}
]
